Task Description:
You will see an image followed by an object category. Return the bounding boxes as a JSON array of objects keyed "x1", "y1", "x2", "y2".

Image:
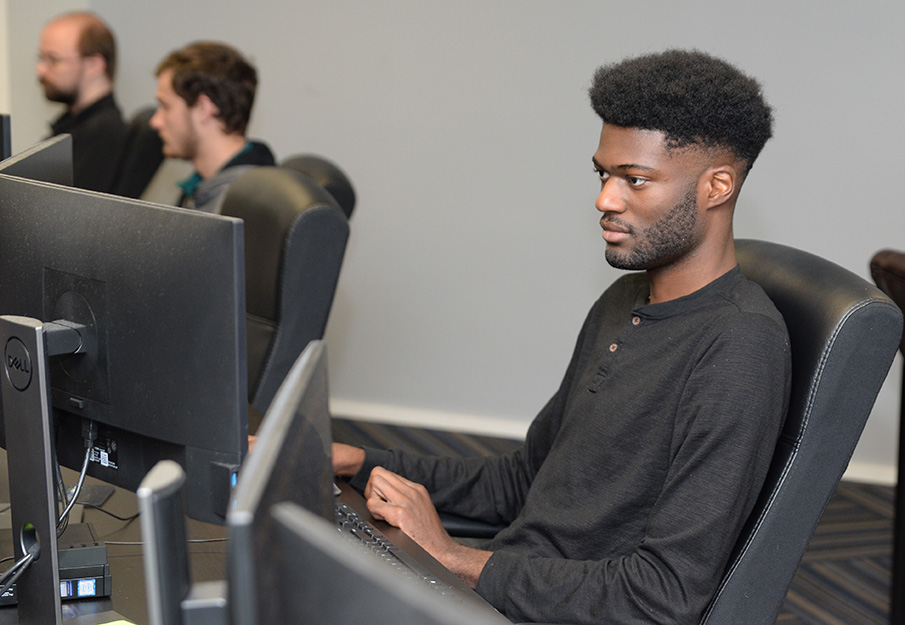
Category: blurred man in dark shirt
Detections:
[{"x1": 37, "y1": 11, "x2": 128, "y2": 193}]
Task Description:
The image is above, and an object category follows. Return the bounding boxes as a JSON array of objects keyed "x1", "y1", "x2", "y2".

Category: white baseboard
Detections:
[
  {"x1": 842, "y1": 461, "x2": 897, "y2": 486},
  {"x1": 332, "y1": 399, "x2": 898, "y2": 486},
  {"x1": 330, "y1": 399, "x2": 530, "y2": 440}
]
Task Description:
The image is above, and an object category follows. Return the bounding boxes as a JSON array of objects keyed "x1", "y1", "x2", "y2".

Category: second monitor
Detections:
[{"x1": 0, "y1": 143, "x2": 249, "y2": 525}]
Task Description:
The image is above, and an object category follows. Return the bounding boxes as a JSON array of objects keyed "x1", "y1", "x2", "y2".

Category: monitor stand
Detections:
[{"x1": 0, "y1": 316, "x2": 109, "y2": 625}]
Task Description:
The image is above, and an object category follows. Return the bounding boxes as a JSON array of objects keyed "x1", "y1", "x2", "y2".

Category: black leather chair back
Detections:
[
  {"x1": 111, "y1": 106, "x2": 164, "y2": 199},
  {"x1": 699, "y1": 239, "x2": 902, "y2": 624},
  {"x1": 220, "y1": 167, "x2": 349, "y2": 417},
  {"x1": 281, "y1": 154, "x2": 356, "y2": 219}
]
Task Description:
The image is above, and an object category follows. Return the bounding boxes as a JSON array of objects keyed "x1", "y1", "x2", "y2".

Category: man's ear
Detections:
[
  {"x1": 193, "y1": 93, "x2": 221, "y2": 123},
  {"x1": 82, "y1": 53, "x2": 107, "y2": 80},
  {"x1": 701, "y1": 164, "x2": 738, "y2": 209}
]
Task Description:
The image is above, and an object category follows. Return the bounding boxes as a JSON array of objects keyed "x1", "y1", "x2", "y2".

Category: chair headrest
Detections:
[
  {"x1": 280, "y1": 154, "x2": 356, "y2": 219},
  {"x1": 736, "y1": 238, "x2": 898, "y2": 442}
]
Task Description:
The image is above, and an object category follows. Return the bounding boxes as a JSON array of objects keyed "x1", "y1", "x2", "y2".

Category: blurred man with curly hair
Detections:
[{"x1": 334, "y1": 49, "x2": 791, "y2": 624}]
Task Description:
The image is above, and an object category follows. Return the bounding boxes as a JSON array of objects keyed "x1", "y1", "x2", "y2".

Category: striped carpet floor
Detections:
[{"x1": 333, "y1": 418, "x2": 894, "y2": 625}]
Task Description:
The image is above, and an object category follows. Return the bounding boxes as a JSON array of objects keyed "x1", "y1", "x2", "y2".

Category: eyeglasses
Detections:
[{"x1": 37, "y1": 54, "x2": 83, "y2": 67}]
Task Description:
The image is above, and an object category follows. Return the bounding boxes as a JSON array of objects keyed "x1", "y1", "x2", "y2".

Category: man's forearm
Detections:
[
  {"x1": 333, "y1": 443, "x2": 365, "y2": 477},
  {"x1": 434, "y1": 541, "x2": 493, "y2": 589}
]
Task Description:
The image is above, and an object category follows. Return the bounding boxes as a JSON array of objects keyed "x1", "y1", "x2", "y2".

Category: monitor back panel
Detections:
[
  {"x1": 0, "y1": 173, "x2": 248, "y2": 522},
  {"x1": 228, "y1": 341, "x2": 334, "y2": 625},
  {"x1": 0, "y1": 135, "x2": 72, "y2": 185}
]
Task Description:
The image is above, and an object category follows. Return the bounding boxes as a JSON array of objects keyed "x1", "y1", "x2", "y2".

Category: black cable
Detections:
[
  {"x1": 55, "y1": 461, "x2": 65, "y2": 511},
  {"x1": 0, "y1": 551, "x2": 36, "y2": 597},
  {"x1": 79, "y1": 503, "x2": 139, "y2": 524},
  {"x1": 56, "y1": 419, "x2": 99, "y2": 537},
  {"x1": 0, "y1": 553, "x2": 34, "y2": 586},
  {"x1": 56, "y1": 446, "x2": 91, "y2": 537},
  {"x1": 104, "y1": 537, "x2": 228, "y2": 546}
]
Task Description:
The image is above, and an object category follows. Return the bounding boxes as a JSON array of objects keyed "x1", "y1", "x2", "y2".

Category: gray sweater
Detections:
[
  {"x1": 353, "y1": 267, "x2": 791, "y2": 624},
  {"x1": 177, "y1": 141, "x2": 275, "y2": 213}
]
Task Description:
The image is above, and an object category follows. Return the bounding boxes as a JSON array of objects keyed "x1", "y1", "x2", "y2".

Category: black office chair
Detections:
[
  {"x1": 220, "y1": 167, "x2": 350, "y2": 423},
  {"x1": 869, "y1": 249, "x2": 905, "y2": 625},
  {"x1": 281, "y1": 154, "x2": 356, "y2": 219},
  {"x1": 697, "y1": 239, "x2": 901, "y2": 624},
  {"x1": 110, "y1": 106, "x2": 164, "y2": 199},
  {"x1": 443, "y1": 240, "x2": 902, "y2": 625}
]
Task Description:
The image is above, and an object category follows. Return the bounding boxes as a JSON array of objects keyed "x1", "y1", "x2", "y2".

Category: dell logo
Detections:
[
  {"x1": 7, "y1": 355, "x2": 29, "y2": 374},
  {"x1": 4, "y1": 338, "x2": 33, "y2": 391}
]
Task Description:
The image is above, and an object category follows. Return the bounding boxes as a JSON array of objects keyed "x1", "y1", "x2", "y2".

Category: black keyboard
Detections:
[{"x1": 334, "y1": 501, "x2": 459, "y2": 598}]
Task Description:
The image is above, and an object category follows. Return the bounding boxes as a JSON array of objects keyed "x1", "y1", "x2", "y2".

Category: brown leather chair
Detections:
[{"x1": 870, "y1": 249, "x2": 905, "y2": 625}]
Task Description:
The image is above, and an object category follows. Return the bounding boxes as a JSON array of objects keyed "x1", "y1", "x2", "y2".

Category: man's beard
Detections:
[
  {"x1": 41, "y1": 80, "x2": 77, "y2": 106},
  {"x1": 604, "y1": 186, "x2": 699, "y2": 271}
]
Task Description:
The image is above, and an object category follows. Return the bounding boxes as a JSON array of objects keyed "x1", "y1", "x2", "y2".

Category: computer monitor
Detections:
[
  {"x1": 270, "y1": 501, "x2": 511, "y2": 625},
  {"x1": 143, "y1": 340, "x2": 511, "y2": 625},
  {"x1": 227, "y1": 339, "x2": 334, "y2": 625},
  {"x1": 138, "y1": 341, "x2": 332, "y2": 625},
  {"x1": 137, "y1": 460, "x2": 192, "y2": 625},
  {"x1": 0, "y1": 134, "x2": 72, "y2": 185},
  {"x1": 138, "y1": 341, "x2": 333, "y2": 625},
  {"x1": 0, "y1": 139, "x2": 248, "y2": 622},
  {"x1": 0, "y1": 156, "x2": 248, "y2": 520}
]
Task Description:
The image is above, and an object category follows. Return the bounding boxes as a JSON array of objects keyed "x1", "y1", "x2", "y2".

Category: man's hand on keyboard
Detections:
[{"x1": 364, "y1": 466, "x2": 492, "y2": 589}]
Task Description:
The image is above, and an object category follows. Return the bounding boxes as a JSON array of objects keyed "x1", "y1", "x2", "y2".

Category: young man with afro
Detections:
[{"x1": 333, "y1": 49, "x2": 791, "y2": 624}]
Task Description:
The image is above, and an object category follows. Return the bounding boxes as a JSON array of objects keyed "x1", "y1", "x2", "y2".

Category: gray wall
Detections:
[{"x1": 6, "y1": 1, "x2": 905, "y2": 480}]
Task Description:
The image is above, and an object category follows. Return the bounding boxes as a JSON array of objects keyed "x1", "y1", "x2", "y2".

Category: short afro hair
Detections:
[{"x1": 589, "y1": 49, "x2": 773, "y2": 171}]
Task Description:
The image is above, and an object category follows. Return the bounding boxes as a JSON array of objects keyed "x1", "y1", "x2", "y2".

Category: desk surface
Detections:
[
  {"x1": 0, "y1": 455, "x2": 503, "y2": 625},
  {"x1": 0, "y1": 450, "x2": 227, "y2": 625}
]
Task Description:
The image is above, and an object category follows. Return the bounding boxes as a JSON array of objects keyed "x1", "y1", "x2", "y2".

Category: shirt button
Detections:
[
  {"x1": 609, "y1": 343, "x2": 618, "y2": 352},
  {"x1": 632, "y1": 316, "x2": 641, "y2": 326}
]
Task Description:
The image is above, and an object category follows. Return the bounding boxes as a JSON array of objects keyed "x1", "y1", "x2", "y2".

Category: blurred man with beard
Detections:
[{"x1": 37, "y1": 11, "x2": 127, "y2": 192}]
